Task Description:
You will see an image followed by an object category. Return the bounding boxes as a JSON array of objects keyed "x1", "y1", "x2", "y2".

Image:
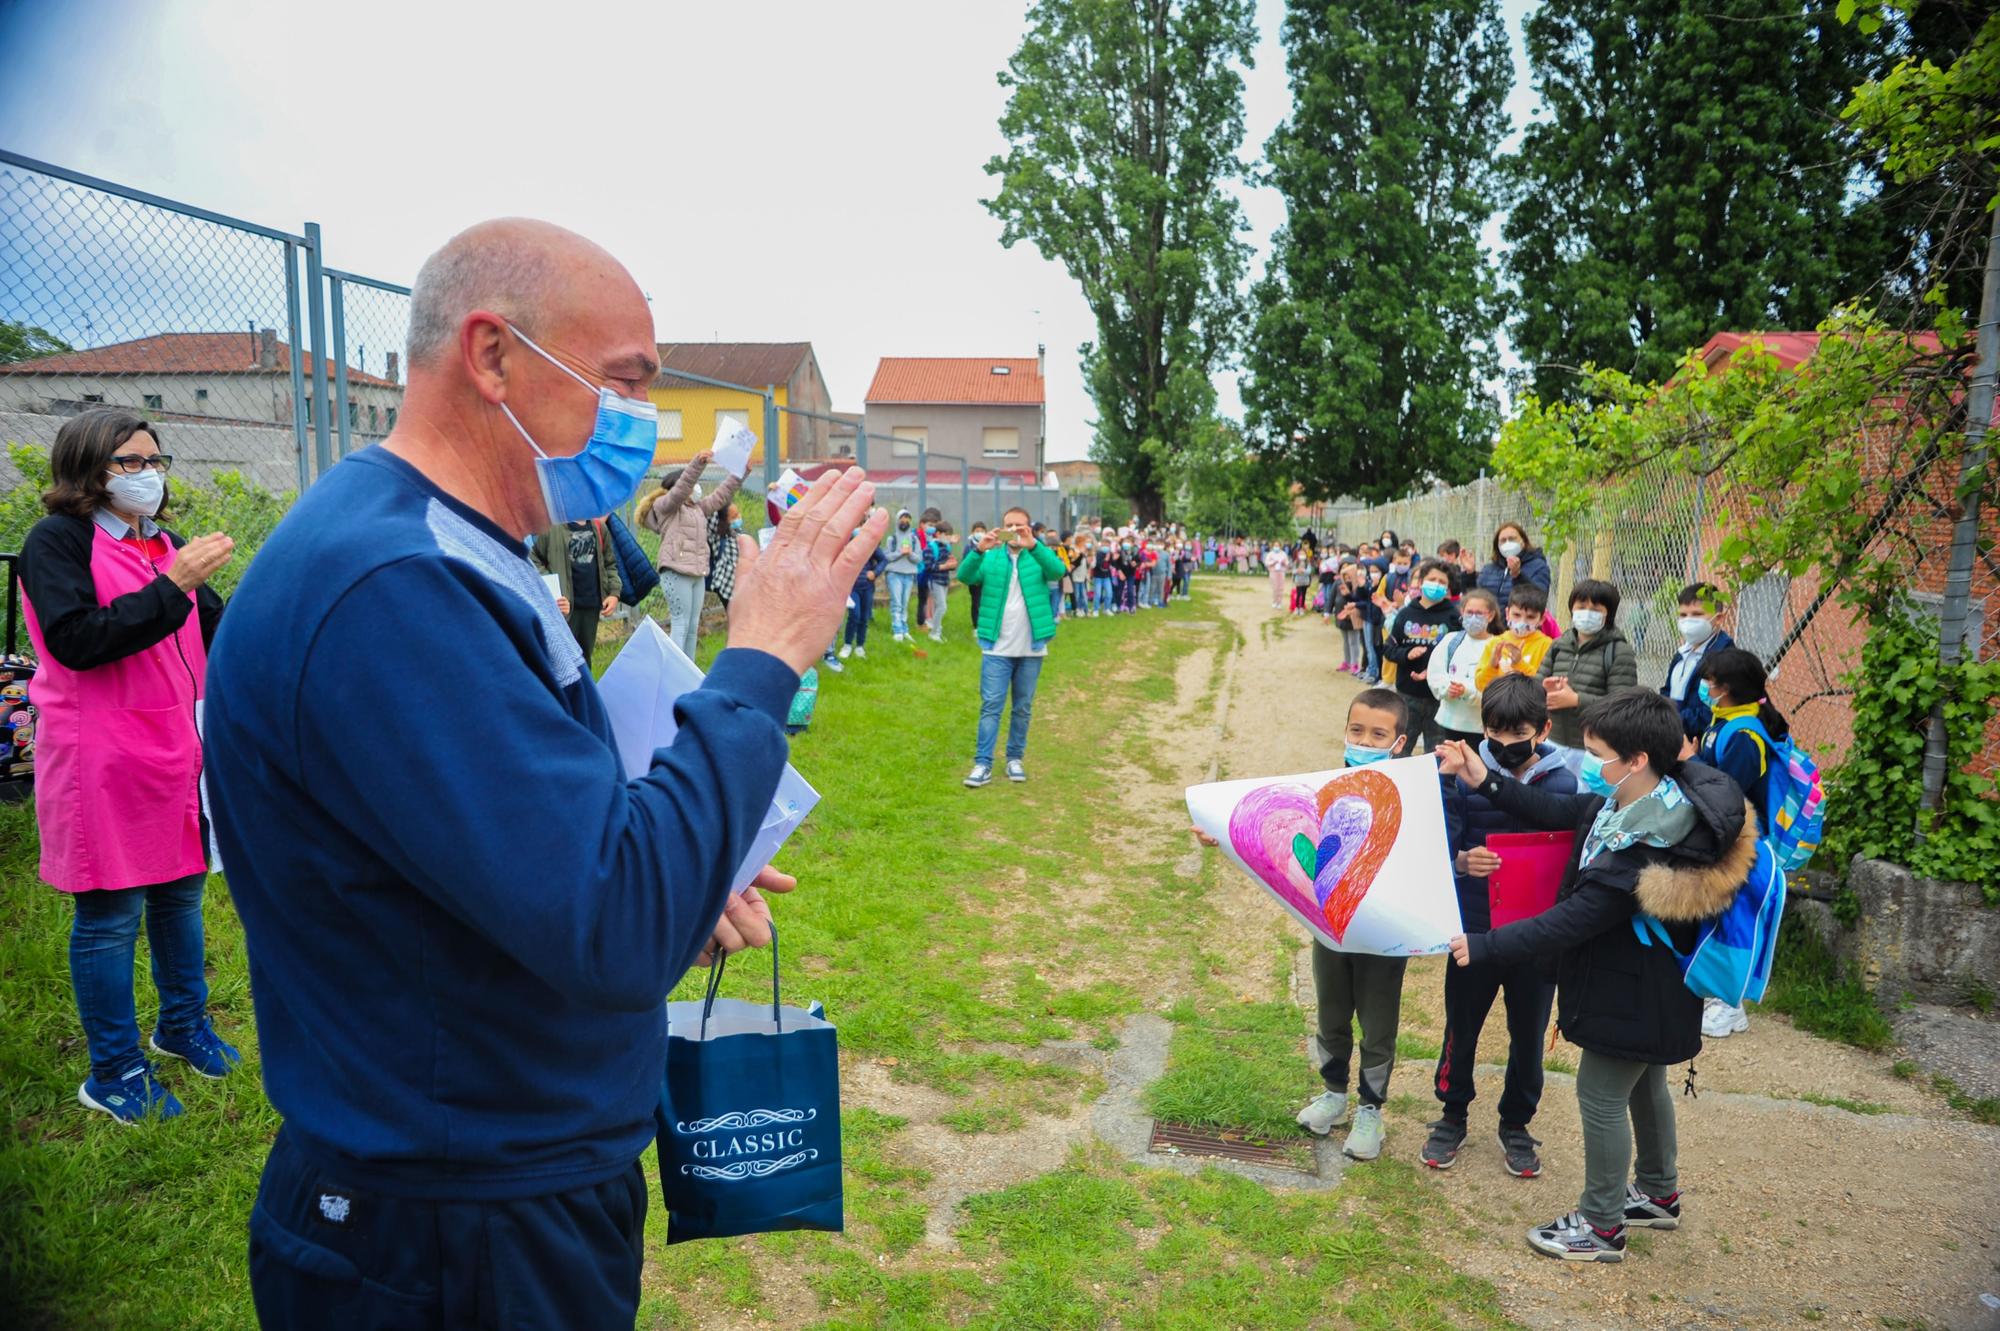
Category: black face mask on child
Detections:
[{"x1": 1490, "y1": 737, "x2": 1538, "y2": 770}]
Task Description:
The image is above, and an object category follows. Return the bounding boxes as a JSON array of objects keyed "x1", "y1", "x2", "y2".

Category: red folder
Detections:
[{"x1": 1486, "y1": 831, "x2": 1575, "y2": 928}]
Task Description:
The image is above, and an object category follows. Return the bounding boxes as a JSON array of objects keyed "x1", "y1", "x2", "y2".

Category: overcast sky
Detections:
[{"x1": 0, "y1": 0, "x2": 1537, "y2": 464}]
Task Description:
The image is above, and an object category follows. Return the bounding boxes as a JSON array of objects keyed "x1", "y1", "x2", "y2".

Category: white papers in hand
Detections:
[
  {"x1": 713, "y1": 421, "x2": 757, "y2": 479},
  {"x1": 597, "y1": 619, "x2": 818, "y2": 895}
]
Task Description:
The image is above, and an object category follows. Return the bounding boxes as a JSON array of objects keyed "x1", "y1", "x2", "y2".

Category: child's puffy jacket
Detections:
[{"x1": 1463, "y1": 761, "x2": 1755, "y2": 1065}]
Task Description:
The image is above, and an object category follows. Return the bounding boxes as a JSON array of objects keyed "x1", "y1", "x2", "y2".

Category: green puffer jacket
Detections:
[
  {"x1": 958, "y1": 540, "x2": 1067, "y2": 650},
  {"x1": 1536, "y1": 626, "x2": 1639, "y2": 747}
]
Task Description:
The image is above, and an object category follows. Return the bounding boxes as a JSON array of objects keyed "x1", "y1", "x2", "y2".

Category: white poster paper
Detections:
[
  {"x1": 195, "y1": 699, "x2": 222, "y2": 875},
  {"x1": 542, "y1": 573, "x2": 563, "y2": 605},
  {"x1": 713, "y1": 421, "x2": 757, "y2": 479},
  {"x1": 1186, "y1": 755, "x2": 1461, "y2": 956},
  {"x1": 597, "y1": 619, "x2": 818, "y2": 894}
]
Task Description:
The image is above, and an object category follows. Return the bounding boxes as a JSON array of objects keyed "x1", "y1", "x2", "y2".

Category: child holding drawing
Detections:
[
  {"x1": 1429, "y1": 673, "x2": 1575, "y2": 1177},
  {"x1": 1298, "y1": 688, "x2": 1414, "y2": 1161},
  {"x1": 1439, "y1": 690, "x2": 1756, "y2": 1263}
]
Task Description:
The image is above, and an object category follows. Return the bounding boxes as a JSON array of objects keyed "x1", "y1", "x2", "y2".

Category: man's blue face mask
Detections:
[{"x1": 500, "y1": 322, "x2": 658, "y2": 525}]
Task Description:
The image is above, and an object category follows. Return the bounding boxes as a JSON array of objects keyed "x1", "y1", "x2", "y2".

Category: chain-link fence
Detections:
[
  {"x1": 1334, "y1": 420, "x2": 1999, "y2": 773},
  {"x1": 0, "y1": 151, "x2": 410, "y2": 518}
]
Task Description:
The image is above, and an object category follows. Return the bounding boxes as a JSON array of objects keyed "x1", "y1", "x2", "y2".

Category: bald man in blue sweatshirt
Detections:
[{"x1": 205, "y1": 219, "x2": 887, "y2": 1330}]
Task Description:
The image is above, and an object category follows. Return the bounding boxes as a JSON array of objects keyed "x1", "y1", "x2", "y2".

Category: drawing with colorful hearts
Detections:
[{"x1": 1186, "y1": 755, "x2": 1461, "y2": 957}]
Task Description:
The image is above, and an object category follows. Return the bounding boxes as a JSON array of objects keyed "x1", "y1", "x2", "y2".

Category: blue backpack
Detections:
[
  {"x1": 1631, "y1": 836, "x2": 1786, "y2": 1005},
  {"x1": 1714, "y1": 715, "x2": 1824, "y2": 874}
]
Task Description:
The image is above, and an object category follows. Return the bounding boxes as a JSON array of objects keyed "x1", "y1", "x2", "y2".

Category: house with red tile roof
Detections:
[
  {"x1": 649, "y1": 342, "x2": 832, "y2": 466},
  {"x1": 0, "y1": 328, "x2": 404, "y2": 439},
  {"x1": 862, "y1": 350, "x2": 1046, "y2": 481}
]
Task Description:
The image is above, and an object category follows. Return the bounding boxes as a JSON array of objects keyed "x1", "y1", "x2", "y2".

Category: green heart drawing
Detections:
[{"x1": 1291, "y1": 833, "x2": 1316, "y2": 881}]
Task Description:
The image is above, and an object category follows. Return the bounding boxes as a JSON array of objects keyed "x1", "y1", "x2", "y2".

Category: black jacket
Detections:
[
  {"x1": 19, "y1": 513, "x2": 224, "y2": 669},
  {"x1": 1441, "y1": 741, "x2": 1579, "y2": 933},
  {"x1": 1462, "y1": 761, "x2": 1756, "y2": 1065}
]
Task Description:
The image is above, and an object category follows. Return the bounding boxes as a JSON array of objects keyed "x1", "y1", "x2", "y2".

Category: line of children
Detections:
[{"x1": 1440, "y1": 690, "x2": 1757, "y2": 1262}]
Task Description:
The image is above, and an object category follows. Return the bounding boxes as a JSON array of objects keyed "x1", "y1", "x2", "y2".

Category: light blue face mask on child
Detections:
[
  {"x1": 499, "y1": 322, "x2": 659, "y2": 525},
  {"x1": 1344, "y1": 743, "x2": 1395, "y2": 767}
]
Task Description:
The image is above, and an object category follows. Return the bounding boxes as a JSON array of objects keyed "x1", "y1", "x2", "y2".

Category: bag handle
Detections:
[{"x1": 697, "y1": 920, "x2": 784, "y2": 1040}]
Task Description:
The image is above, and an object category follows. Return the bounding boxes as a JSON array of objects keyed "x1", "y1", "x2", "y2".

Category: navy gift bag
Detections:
[{"x1": 657, "y1": 927, "x2": 843, "y2": 1242}]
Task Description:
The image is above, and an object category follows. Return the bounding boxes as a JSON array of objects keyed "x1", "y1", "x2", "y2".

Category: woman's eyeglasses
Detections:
[{"x1": 108, "y1": 453, "x2": 174, "y2": 474}]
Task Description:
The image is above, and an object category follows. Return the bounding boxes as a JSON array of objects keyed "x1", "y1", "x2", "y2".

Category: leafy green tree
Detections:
[
  {"x1": 1504, "y1": 1, "x2": 1893, "y2": 401},
  {"x1": 985, "y1": 0, "x2": 1256, "y2": 524},
  {"x1": 1154, "y1": 418, "x2": 1296, "y2": 536},
  {"x1": 0, "y1": 319, "x2": 70, "y2": 365},
  {"x1": 1243, "y1": 0, "x2": 1511, "y2": 504}
]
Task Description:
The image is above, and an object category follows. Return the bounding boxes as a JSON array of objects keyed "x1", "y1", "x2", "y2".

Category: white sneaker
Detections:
[
  {"x1": 964, "y1": 764, "x2": 992, "y2": 788},
  {"x1": 929, "y1": 631, "x2": 944, "y2": 643},
  {"x1": 1701, "y1": 999, "x2": 1749, "y2": 1038},
  {"x1": 1342, "y1": 1104, "x2": 1385, "y2": 1161},
  {"x1": 1006, "y1": 759, "x2": 1026, "y2": 782},
  {"x1": 838, "y1": 644, "x2": 852, "y2": 659},
  {"x1": 1296, "y1": 1090, "x2": 1350, "y2": 1136},
  {"x1": 854, "y1": 645, "x2": 867, "y2": 659}
]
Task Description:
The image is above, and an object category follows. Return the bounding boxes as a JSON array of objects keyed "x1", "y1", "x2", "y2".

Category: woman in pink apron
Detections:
[{"x1": 18, "y1": 410, "x2": 239, "y2": 1123}]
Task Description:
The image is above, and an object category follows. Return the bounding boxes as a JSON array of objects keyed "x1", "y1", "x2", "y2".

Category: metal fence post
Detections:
[
  {"x1": 992, "y1": 470, "x2": 1003, "y2": 524},
  {"x1": 1920, "y1": 201, "x2": 2000, "y2": 815},
  {"x1": 917, "y1": 442, "x2": 929, "y2": 520},
  {"x1": 958, "y1": 456, "x2": 969, "y2": 534},
  {"x1": 284, "y1": 241, "x2": 311, "y2": 492},
  {"x1": 329, "y1": 274, "x2": 352, "y2": 459},
  {"x1": 303, "y1": 222, "x2": 333, "y2": 478},
  {"x1": 762, "y1": 388, "x2": 780, "y2": 491}
]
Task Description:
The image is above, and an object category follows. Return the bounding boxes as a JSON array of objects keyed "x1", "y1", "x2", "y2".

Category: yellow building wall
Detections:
[{"x1": 649, "y1": 383, "x2": 790, "y2": 467}]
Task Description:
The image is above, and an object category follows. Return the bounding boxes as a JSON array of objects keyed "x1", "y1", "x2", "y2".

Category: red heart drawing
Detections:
[{"x1": 1311, "y1": 768, "x2": 1402, "y2": 943}]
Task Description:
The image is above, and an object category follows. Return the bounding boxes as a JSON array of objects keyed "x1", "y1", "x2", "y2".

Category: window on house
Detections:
[
  {"x1": 142, "y1": 393, "x2": 163, "y2": 410},
  {"x1": 658, "y1": 408, "x2": 684, "y2": 441},
  {"x1": 195, "y1": 388, "x2": 209, "y2": 408},
  {"x1": 386, "y1": 406, "x2": 398, "y2": 430},
  {"x1": 83, "y1": 393, "x2": 104, "y2": 403},
  {"x1": 982, "y1": 427, "x2": 1020, "y2": 458},
  {"x1": 369, "y1": 405, "x2": 379, "y2": 432},
  {"x1": 716, "y1": 408, "x2": 750, "y2": 436},
  {"x1": 348, "y1": 401, "x2": 360, "y2": 429},
  {"x1": 891, "y1": 426, "x2": 926, "y2": 458},
  {"x1": 303, "y1": 397, "x2": 312, "y2": 424}
]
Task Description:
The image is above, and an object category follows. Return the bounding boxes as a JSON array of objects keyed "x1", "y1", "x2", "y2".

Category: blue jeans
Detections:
[
  {"x1": 976, "y1": 653, "x2": 1044, "y2": 765},
  {"x1": 845, "y1": 580, "x2": 874, "y2": 646},
  {"x1": 70, "y1": 872, "x2": 211, "y2": 1081},
  {"x1": 1362, "y1": 623, "x2": 1382, "y2": 680},
  {"x1": 887, "y1": 571, "x2": 916, "y2": 635},
  {"x1": 1093, "y1": 575, "x2": 1112, "y2": 609}
]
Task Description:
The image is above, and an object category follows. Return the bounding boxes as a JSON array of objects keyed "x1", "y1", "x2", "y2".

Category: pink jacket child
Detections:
[{"x1": 24, "y1": 516, "x2": 216, "y2": 893}]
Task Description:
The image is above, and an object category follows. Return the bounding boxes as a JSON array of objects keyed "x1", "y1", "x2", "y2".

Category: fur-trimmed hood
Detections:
[{"x1": 1632, "y1": 761, "x2": 1758, "y2": 922}]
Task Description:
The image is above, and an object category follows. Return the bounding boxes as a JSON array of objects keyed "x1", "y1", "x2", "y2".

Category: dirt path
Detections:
[{"x1": 1207, "y1": 577, "x2": 2000, "y2": 1331}]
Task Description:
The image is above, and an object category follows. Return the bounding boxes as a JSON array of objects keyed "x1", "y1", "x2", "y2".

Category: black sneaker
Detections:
[
  {"x1": 1498, "y1": 1124, "x2": 1543, "y2": 1178},
  {"x1": 1623, "y1": 1183, "x2": 1681, "y2": 1230},
  {"x1": 1421, "y1": 1118, "x2": 1467, "y2": 1169},
  {"x1": 1527, "y1": 1211, "x2": 1626, "y2": 1262}
]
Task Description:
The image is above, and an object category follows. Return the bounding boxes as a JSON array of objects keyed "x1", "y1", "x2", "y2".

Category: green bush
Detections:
[{"x1": 1820, "y1": 609, "x2": 2000, "y2": 902}]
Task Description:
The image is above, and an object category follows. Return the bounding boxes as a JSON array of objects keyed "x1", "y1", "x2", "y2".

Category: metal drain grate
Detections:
[{"x1": 1148, "y1": 1121, "x2": 1316, "y2": 1172}]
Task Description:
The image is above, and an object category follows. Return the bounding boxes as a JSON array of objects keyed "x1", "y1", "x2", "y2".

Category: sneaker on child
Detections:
[
  {"x1": 1421, "y1": 1118, "x2": 1467, "y2": 1169},
  {"x1": 1295, "y1": 1090, "x2": 1350, "y2": 1136},
  {"x1": 1498, "y1": 1124, "x2": 1543, "y2": 1178},
  {"x1": 838, "y1": 644, "x2": 852, "y2": 659},
  {"x1": 964, "y1": 764, "x2": 992, "y2": 788},
  {"x1": 1701, "y1": 997, "x2": 1749, "y2": 1038},
  {"x1": 1341, "y1": 1104, "x2": 1385, "y2": 1160},
  {"x1": 1527, "y1": 1210, "x2": 1625, "y2": 1263},
  {"x1": 1006, "y1": 759, "x2": 1026, "y2": 783},
  {"x1": 1623, "y1": 1183, "x2": 1682, "y2": 1229}
]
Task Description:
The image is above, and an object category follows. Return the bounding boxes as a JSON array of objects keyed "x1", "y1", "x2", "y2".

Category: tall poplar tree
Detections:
[
  {"x1": 1243, "y1": 0, "x2": 1513, "y2": 504},
  {"x1": 1504, "y1": 0, "x2": 1891, "y2": 400},
  {"x1": 984, "y1": 0, "x2": 1256, "y2": 523}
]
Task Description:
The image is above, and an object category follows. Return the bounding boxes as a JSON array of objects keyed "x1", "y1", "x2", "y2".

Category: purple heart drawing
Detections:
[
  {"x1": 1315, "y1": 797, "x2": 1374, "y2": 911},
  {"x1": 1226, "y1": 783, "x2": 1321, "y2": 922}
]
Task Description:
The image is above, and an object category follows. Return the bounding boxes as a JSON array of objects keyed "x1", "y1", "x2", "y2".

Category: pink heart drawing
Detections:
[{"x1": 1226, "y1": 783, "x2": 1322, "y2": 924}]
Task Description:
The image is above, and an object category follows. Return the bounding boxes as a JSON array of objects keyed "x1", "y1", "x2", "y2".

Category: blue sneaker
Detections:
[
  {"x1": 79, "y1": 1062, "x2": 184, "y2": 1124},
  {"x1": 150, "y1": 1021, "x2": 242, "y2": 1079}
]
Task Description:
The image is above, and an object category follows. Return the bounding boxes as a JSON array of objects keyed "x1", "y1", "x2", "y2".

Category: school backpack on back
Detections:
[
  {"x1": 1631, "y1": 836, "x2": 1786, "y2": 1006},
  {"x1": 1715, "y1": 716, "x2": 1825, "y2": 873}
]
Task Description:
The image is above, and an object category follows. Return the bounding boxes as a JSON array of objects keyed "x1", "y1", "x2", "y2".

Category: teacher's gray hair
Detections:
[{"x1": 406, "y1": 223, "x2": 560, "y2": 366}]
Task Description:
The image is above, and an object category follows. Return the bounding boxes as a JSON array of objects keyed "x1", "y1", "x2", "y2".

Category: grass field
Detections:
[{"x1": 0, "y1": 582, "x2": 1518, "y2": 1330}]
